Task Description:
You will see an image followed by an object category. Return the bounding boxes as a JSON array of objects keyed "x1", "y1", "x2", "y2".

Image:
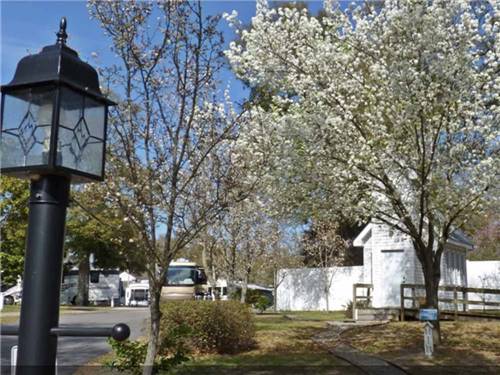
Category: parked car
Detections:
[{"x1": 1, "y1": 284, "x2": 22, "y2": 305}]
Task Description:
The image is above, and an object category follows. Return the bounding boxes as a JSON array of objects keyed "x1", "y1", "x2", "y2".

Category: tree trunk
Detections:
[
  {"x1": 143, "y1": 286, "x2": 161, "y2": 375},
  {"x1": 76, "y1": 253, "x2": 90, "y2": 306},
  {"x1": 240, "y1": 273, "x2": 249, "y2": 304},
  {"x1": 423, "y1": 265, "x2": 442, "y2": 345},
  {"x1": 210, "y1": 249, "x2": 218, "y2": 300},
  {"x1": 323, "y1": 270, "x2": 330, "y2": 312},
  {"x1": 417, "y1": 239, "x2": 442, "y2": 346},
  {"x1": 201, "y1": 244, "x2": 216, "y2": 299},
  {"x1": 325, "y1": 286, "x2": 330, "y2": 312},
  {"x1": 273, "y1": 269, "x2": 278, "y2": 312}
]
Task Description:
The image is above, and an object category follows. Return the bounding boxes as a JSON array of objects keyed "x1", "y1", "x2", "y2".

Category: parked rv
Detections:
[
  {"x1": 125, "y1": 280, "x2": 149, "y2": 306},
  {"x1": 162, "y1": 260, "x2": 208, "y2": 301},
  {"x1": 60, "y1": 269, "x2": 123, "y2": 305}
]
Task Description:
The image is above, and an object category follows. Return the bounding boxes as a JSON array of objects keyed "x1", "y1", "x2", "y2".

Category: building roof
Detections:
[
  {"x1": 353, "y1": 221, "x2": 474, "y2": 250},
  {"x1": 449, "y1": 229, "x2": 474, "y2": 249}
]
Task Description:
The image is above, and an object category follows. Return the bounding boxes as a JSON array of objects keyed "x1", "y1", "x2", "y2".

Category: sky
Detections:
[{"x1": 0, "y1": 1, "x2": 325, "y2": 103}]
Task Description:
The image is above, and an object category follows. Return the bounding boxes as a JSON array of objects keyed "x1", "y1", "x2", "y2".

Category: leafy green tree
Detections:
[
  {"x1": 66, "y1": 187, "x2": 146, "y2": 305},
  {"x1": 0, "y1": 175, "x2": 144, "y2": 302},
  {"x1": 0, "y1": 176, "x2": 29, "y2": 287}
]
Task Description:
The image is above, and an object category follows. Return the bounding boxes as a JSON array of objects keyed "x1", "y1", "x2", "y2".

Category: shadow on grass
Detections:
[
  {"x1": 339, "y1": 321, "x2": 500, "y2": 373},
  {"x1": 169, "y1": 314, "x2": 354, "y2": 374}
]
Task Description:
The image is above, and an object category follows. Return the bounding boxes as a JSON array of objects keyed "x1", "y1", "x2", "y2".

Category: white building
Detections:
[{"x1": 277, "y1": 221, "x2": 473, "y2": 311}]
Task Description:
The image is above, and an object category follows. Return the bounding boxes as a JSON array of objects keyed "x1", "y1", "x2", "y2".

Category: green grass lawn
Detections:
[
  {"x1": 1, "y1": 304, "x2": 112, "y2": 324},
  {"x1": 280, "y1": 310, "x2": 347, "y2": 321},
  {"x1": 169, "y1": 313, "x2": 349, "y2": 374},
  {"x1": 1, "y1": 305, "x2": 21, "y2": 313}
]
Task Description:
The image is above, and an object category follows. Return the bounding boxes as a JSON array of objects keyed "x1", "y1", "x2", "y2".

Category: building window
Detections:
[{"x1": 90, "y1": 272, "x2": 99, "y2": 283}]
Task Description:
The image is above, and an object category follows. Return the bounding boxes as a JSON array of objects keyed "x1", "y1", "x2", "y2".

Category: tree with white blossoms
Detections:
[
  {"x1": 226, "y1": 0, "x2": 499, "y2": 342},
  {"x1": 216, "y1": 195, "x2": 282, "y2": 303},
  {"x1": 88, "y1": 1, "x2": 244, "y2": 371}
]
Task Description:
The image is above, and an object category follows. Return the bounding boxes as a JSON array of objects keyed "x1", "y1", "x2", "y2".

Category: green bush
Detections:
[
  {"x1": 105, "y1": 324, "x2": 190, "y2": 374},
  {"x1": 160, "y1": 300, "x2": 255, "y2": 354},
  {"x1": 255, "y1": 295, "x2": 271, "y2": 313},
  {"x1": 231, "y1": 288, "x2": 273, "y2": 306}
]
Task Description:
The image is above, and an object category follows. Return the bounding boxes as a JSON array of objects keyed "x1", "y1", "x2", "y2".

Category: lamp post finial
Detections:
[{"x1": 56, "y1": 17, "x2": 68, "y2": 45}]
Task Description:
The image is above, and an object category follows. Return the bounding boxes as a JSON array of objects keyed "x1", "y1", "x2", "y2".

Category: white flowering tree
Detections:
[
  {"x1": 215, "y1": 196, "x2": 282, "y2": 303},
  {"x1": 88, "y1": 1, "x2": 244, "y2": 371},
  {"x1": 226, "y1": 0, "x2": 499, "y2": 342}
]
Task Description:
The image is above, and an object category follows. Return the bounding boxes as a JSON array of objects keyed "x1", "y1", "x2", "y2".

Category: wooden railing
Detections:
[
  {"x1": 400, "y1": 283, "x2": 500, "y2": 321},
  {"x1": 352, "y1": 283, "x2": 373, "y2": 313}
]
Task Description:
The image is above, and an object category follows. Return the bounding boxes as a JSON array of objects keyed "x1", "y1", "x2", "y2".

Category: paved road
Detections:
[{"x1": 1, "y1": 307, "x2": 148, "y2": 374}]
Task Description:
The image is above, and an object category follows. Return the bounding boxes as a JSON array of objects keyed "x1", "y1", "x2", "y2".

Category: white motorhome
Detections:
[
  {"x1": 162, "y1": 259, "x2": 208, "y2": 301},
  {"x1": 60, "y1": 269, "x2": 122, "y2": 305},
  {"x1": 125, "y1": 280, "x2": 150, "y2": 306}
]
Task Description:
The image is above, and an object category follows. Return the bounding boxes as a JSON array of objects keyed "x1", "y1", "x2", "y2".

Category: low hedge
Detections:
[{"x1": 160, "y1": 300, "x2": 255, "y2": 354}]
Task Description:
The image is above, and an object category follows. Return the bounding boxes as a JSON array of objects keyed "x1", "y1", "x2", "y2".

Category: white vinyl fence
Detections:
[
  {"x1": 276, "y1": 266, "x2": 364, "y2": 311},
  {"x1": 466, "y1": 260, "x2": 500, "y2": 310}
]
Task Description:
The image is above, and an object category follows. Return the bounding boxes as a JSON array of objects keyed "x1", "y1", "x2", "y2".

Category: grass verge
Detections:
[
  {"x1": 170, "y1": 313, "x2": 349, "y2": 374},
  {"x1": 340, "y1": 320, "x2": 500, "y2": 368},
  {"x1": 0, "y1": 305, "x2": 113, "y2": 324},
  {"x1": 280, "y1": 310, "x2": 347, "y2": 321}
]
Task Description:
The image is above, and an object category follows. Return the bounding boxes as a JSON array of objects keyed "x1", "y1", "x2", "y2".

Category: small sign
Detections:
[{"x1": 419, "y1": 308, "x2": 438, "y2": 321}]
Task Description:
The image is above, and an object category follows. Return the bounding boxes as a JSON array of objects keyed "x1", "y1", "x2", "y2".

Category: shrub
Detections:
[
  {"x1": 105, "y1": 324, "x2": 190, "y2": 374},
  {"x1": 160, "y1": 300, "x2": 255, "y2": 354},
  {"x1": 231, "y1": 288, "x2": 273, "y2": 306},
  {"x1": 255, "y1": 295, "x2": 272, "y2": 313}
]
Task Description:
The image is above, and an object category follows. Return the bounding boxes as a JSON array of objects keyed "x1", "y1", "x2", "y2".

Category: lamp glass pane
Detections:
[
  {"x1": 1, "y1": 88, "x2": 54, "y2": 169},
  {"x1": 56, "y1": 87, "x2": 104, "y2": 176},
  {"x1": 84, "y1": 97, "x2": 105, "y2": 139}
]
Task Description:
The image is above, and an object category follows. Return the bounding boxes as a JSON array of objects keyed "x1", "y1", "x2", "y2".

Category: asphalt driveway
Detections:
[{"x1": 1, "y1": 307, "x2": 148, "y2": 374}]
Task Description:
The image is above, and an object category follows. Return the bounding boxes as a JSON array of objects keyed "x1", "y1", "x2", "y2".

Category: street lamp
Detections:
[
  {"x1": 1, "y1": 17, "x2": 113, "y2": 182},
  {"x1": 0, "y1": 18, "x2": 126, "y2": 375}
]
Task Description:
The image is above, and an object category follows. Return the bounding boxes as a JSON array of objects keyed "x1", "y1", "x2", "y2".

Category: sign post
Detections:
[
  {"x1": 423, "y1": 322, "x2": 434, "y2": 358},
  {"x1": 419, "y1": 308, "x2": 437, "y2": 358}
]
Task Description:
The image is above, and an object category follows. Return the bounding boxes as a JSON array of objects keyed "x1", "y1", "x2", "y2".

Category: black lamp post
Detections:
[{"x1": 0, "y1": 18, "x2": 128, "y2": 375}]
